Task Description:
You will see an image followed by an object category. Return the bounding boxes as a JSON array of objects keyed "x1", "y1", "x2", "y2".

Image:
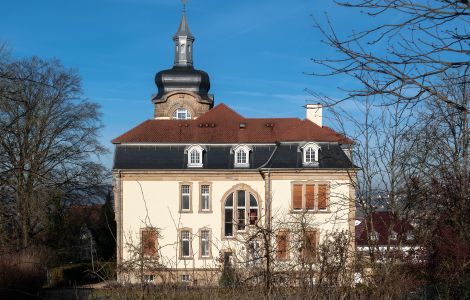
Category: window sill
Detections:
[
  {"x1": 234, "y1": 163, "x2": 250, "y2": 168},
  {"x1": 290, "y1": 209, "x2": 331, "y2": 214},
  {"x1": 179, "y1": 256, "x2": 194, "y2": 260},
  {"x1": 187, "y1": 164, "x2": 203, "y2": 168},
  {"x1": 302, "y1": 162, "x2": 319, "y2": 167},
  {"x1": 198, "y1": 210, "x2": 213, "y2": 214},
  {"x1": 179, "y1": 210, "x2": 193, "y2": 214}
]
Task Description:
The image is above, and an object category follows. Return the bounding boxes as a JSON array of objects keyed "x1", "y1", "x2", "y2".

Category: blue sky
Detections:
[{"x1": 0, "y1": 0, "x2": 366, "y2": 167}]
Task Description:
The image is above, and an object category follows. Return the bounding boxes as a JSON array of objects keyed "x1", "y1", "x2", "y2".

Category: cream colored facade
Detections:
[{"x1": 114, "y1": 168, "x2": 356, "y2": 283}]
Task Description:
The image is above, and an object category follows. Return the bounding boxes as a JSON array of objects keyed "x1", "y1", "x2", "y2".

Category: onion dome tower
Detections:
[{"x1": 152, "y1": 3, "x2": 214, "y2": 120}]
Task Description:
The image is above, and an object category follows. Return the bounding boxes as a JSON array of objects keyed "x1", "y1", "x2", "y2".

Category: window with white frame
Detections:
[
  {"x1": 233, "y1": 145, "x2": 251, "y2": 168},
  {"x1": 181, "y1": 274, "x2": 191, "y2": 282},
  {"x1": 181, "y1": 230, "x2": 191, "y2": 258},
  {"x1": 224, "y1": 189, "x2": 259, "y2": 237},
  {"x1": 187, "y1": 145, "x2": 204, "y2": 168},
  {"x1": 172, "y1": 107, "x2": 191, "y2": 120},
  {"x1": 200, "y1": 185, "x2": 210, "y2": 211},
  {"x1": 390, "y1": 231, "x2": 398, "y2": 241},
  {"x1": 301, "y1": 142, "x2": 320, "y2": 166},
  {"x1": 369, "y1": 231, "x2": 378, "y2": 241},
  {"x1": 180, "y1": 185, "x2": 191, "y2": 211},
  {"x1": 247, "y1": 240, "x2": 261, "y2": 266},
  {"x1": 200, "y1": 229, "x2": 210, "y2": 258},
  {"x1": 144, "y1": 274, "x2": 154, "y2": 283}
]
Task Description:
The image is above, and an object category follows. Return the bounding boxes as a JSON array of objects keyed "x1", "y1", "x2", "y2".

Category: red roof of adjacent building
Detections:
[
  {"x1": 356, "y1": 211, "x2": 414, "y2": 246},
  {"x1": 112, "y1": 103, "x2": 353, "y2": 144}
]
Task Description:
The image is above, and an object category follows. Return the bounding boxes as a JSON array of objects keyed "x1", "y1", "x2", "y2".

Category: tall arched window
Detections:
[
  {"x1": 172, "y1": 107, "x2": 191, "y2": 120},
  {"x1": 224, "y1": 189, "x2": 259, "y2": 237}
]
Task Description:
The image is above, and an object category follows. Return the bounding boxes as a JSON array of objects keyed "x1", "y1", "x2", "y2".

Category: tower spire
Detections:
[{"x1": 173, "y1": 0, "x2": 194, "y2": 67}]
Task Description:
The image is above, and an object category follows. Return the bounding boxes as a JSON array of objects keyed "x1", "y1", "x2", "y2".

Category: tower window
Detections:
[{"x1": 173, "y1": 108, "x2": 191, "y2": 120}]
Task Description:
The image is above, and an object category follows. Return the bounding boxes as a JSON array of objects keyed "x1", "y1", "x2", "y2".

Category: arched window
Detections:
[
  {"x1": 186, "y1": 145, "x2": 204, "y2": 168},
  {"x1": 301, "y1": 142, "x2": 320, "y2": 166},
  {"x1": 233, "y1": 145, "x2": 251, "y2": 168},
  {"x1": 173, "y1": 108, "x2": 191, "y2": 120},
  {"x1": 224, "y1": 190, "x2": 259, "y2": 237}
]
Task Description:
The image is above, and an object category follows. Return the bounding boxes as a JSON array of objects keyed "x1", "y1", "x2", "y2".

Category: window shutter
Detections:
[
  {"x1": 303, "y1": 230, "x2": 317, "y2": 260},
  {"x1": 276, "y1": 231, "x2": 288, "y2": 260},
  {"x1": 305, "y1": 184, "x2": 315, "y2": 210},
  {"x1": 318, "y1": 184, "x2": 328, "y2": 210},
  {"x1": 293, "y1": 184, "x2": 302, "y2": 210},
  {"x1": 142, "y1": 229, "x2": 157, "y2": 256}
]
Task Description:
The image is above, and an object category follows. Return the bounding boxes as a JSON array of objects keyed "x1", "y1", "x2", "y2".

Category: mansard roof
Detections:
[
  {"x1": 113, "y1": 143, "x2": 354, "y2": 170},
  {"x1": 112, "y1": 103, "x2": 353, "y2": 144}
]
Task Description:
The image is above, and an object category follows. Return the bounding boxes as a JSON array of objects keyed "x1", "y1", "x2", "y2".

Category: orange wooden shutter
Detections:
[
  {"x1": 142, "y1": 229, "x2": 157, "y2": 256},
  {"x1": 277, "y1": 231, "x2": 288, "y2": 260},
  {"x1": 293, "y1": 184, "x2": 302, "y2": 210},
  {"x1": 318, "y1": 184, "x2": 328, "y2": 210},
  {"x1": 305, "y1": 184, "x2": 315, "y2": 210},
  {"x1": 303, "y1": 230, "x2": 317, "y2": 260}
]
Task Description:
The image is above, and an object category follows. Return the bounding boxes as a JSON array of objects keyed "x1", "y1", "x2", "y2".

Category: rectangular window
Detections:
[
  {"x1": 276, "y1": 230, "x2": 289, "y2": 260},
  {"x1": 200, "y1": 185, "x2": 210, "y2": 211},
  {"x1": 143, "y1": 274, "x2": 154, "y2": 283},
  {"x1": 181, "y1": 230, "x2": 191, "y2": 258},
  {"x1": 247, "y1": 240, "x2": 261, "y2": 266},
  {"x1": 200, "y1": 229, "x2": 210, "y2": 258},
  {"x1": 305, "y1": 184, "x2": 315, "y2": 210},
  {"x1": 302, "y1": 230, "x2": 318, "y2": 261},
  {"x1": 293, "y1": 184, "x2": 303, "y2": 210},
  {"x1": 181, "y1": 274, "x2": 190, "y2": 282},
  {"x1": 224, "y1": 208, "x2": 233, "y2": 237},
  {"x1": 318, "y1": 184, "x2": 328, "y2": 210},
  {"x1": 237, "y1": 190, "x2": 246, "y2": 230},
  {"x1": 181, "y1": 185, "x2": 190, "y2": 211},
  {"x1": 141, "y1": 228, "x2": 157, "y2": 256}
]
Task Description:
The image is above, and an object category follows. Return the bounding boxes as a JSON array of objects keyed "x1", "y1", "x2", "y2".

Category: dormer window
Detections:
[
  {"x1": 233, "y1": 145, "x2": 251, "y2": 168},
  {"x1": 186, "y1": 145, "x2": 204, "y2": 168},
  {"x1": 301, "y1": 142, "x2": 320, "y2": 166},
  {"x1": 369, "y1": 231, "x2": 379, "y2": 241},
  {"x1": 173, "y1": 108, "x2": 191, "y2": 120}
]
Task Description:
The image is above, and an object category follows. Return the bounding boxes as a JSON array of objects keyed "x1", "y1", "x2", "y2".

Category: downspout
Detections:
[{"x1": 257, "y1": 141, "x2": 281, "y2": 293}]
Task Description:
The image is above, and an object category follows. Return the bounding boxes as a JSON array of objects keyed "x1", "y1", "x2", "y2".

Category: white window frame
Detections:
[
  {"x1": 233, "y1": 145, "x2": 251, "y2": 168},
  {"x1": 200, "y1": 185, "x2": 210, "y2": 211},
  {"x1": 224, "y1": 190, "x2": 259, "y2": 237},
  {"x1": 300, "y1": 142, "x2": 320, "y2": 166},
  {"x1": 200, "y1": 229, "x2": 210, "y2": 258},
  {"x1": 181, "y1": 274, "x2": 191, "y2": 283},
  {"x1": 186, "y1": 145, "x2": 204, "y2": 168},
  {"x1": 181, "y1": 230, "x2": 191, "y2": 258},
  {"x1": 390, "y1": 231, "x2": 398, "y2": 241},
  {"x1": 181, "y1": 185, "x2": 191, "y2": 211},
  {"x1": 172, "y1": 107, "x2": 192, "y2": 120},
  {"x1": 369, "y1": 231, "x2": 378, "y2": 241}
]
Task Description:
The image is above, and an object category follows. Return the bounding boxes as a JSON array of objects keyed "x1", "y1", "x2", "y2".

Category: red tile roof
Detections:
[
  {"x1": 356, "y1": 211, "x2": 414, "y2": 246},
  {"x1": 112, "y1": 103, "x2": 353, "y2": 144}
]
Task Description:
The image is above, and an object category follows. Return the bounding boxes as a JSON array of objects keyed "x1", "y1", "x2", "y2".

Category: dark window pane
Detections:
[
  {"x1": 250, "y1": 194, "x2": 257, "y2": 207},
  {"x1": 238, "y1": 208, "x2": 245, "y2": 230},
  {"x1": 225, "y1": 194, "x2": 233, "y2": 207},
  {"x1": 237, "y1": 190, "x2": 245, "y2": 207},
  {"x1": 225, "y1": 223, "x2": 233, "y2": 237}
]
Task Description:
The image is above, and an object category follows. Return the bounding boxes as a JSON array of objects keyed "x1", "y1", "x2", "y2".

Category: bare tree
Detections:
[
  {"x1": 311, "y1": 0, "x2": 469, "y2": 113},
  {"x1": 0, "y1": 56, "x2": 108, "y2": 249}
]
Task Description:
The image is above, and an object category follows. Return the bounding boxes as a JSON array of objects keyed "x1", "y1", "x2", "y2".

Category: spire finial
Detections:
[{"x1": 182, "y1": 0, "x2": 187, "y2": 14}]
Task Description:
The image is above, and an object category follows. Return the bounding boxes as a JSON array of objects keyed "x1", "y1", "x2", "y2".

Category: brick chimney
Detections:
[{"x1": 305, "y1": 104, "x2": 323, "y2": 127}]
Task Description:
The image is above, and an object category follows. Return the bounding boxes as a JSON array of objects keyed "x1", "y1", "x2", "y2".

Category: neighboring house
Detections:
[
  {"x1": 355, "y1": 211, "x2": 418, "y2": 262},
  {"x1": 112, "y1": 9, "x2": 357, "y2": 285}
]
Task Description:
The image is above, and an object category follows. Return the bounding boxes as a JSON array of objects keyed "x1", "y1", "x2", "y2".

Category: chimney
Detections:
[{"x1": 305, "y1": 103, "x2": 323, "y2": 127}]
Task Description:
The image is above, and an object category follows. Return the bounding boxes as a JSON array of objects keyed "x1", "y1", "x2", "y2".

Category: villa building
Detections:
[{"x1": 112, "y1": 8, "x2": 356, "y2": 285}]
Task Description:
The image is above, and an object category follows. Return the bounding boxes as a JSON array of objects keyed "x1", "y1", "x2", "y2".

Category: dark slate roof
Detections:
[{"x1": 113, "y1": 144, "x2": 354, "y2": 170}]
